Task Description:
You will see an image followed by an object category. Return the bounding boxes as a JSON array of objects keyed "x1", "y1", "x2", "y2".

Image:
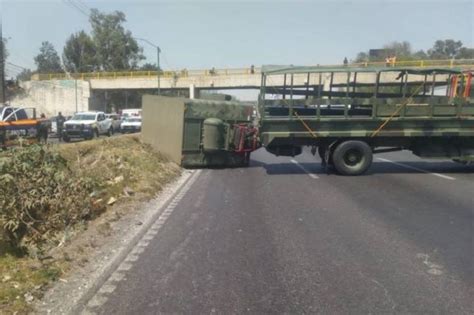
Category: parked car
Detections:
[
  {"x1": 106, "y1": 113, "x2": 122, "y2": 133},
  {"x1": 63, "y1": 111, "x2": 112, "y2": 141},
  {"x1": 120, "y1": 108, "x2": 142, "y2": 119},
  {"x1": 120, "y1": 116, "x2": 142, "y2": 133}
]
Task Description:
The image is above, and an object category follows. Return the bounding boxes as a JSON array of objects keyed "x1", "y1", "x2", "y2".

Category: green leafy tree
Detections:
[
  {"x1": 62, "y1": 31, "x2": 98, "y2": 73},
  {"x1": 34, "y1": 41, "x2": 63, "y2": 73},
  {"x1": 89, "y1": 9, "x2": 144, "y2": 70},
  {"x1": 427, "y1": 39, "x2": 463, "y2": 59}
]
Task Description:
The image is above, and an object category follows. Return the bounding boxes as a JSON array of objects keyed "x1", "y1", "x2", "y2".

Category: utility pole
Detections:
[
  {"x1": 75, "y1": 79, "x2": 78, "y2": 113},
  {"x1": 156, "y1": 46, "x2": 161, "y2": 94},
  {"x1": 134, "y1": 37, "x2": 161, "y2": 95},
  {"x1": 0, "y1": 21, "x2": 6, "y2": 104}
]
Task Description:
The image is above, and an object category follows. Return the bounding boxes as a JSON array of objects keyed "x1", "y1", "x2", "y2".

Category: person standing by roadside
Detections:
[
  {"x1": 38, "y1": 113, "x2": 49, "y2": 144},
  {"x1": 57, "y1": 112, "x2": 65, "y2": 142}
]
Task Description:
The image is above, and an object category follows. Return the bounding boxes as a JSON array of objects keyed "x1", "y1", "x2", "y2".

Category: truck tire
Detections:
[
  {"x1": 107, "y1": 127, "x2": 112, "y2": 137},
  {"x1": 332, "y1": 140, "x2": 373, "y2": 175},
  {"x1": 63, "y1": 135, "x2": 70, "y2": 142}
]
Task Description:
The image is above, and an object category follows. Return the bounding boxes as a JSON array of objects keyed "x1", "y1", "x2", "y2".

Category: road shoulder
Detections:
[{"x1": 34, "y1": 169, "x2": 198, "y2": 314}]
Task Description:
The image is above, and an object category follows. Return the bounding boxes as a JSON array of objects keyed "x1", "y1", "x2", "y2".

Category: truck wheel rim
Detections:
[{"x1": 344, "y1": 149, "x2": 362, "y2": 166}]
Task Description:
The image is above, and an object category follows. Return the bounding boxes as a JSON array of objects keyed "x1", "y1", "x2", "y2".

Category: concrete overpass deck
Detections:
[{"x1": 32, "y1": 59, "x2": 474, "y2": 91}]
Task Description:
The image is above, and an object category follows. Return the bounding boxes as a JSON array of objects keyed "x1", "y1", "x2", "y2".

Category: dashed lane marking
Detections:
[
  {"x1": 377, "y1": 158, "x2": 455, "y2": 180},
  {"x1": 98, "y1": 284, "x2": 116, "y2": 294},
  {"x1": 291, "y1": 159, "x2": 319, "y2": 179}
]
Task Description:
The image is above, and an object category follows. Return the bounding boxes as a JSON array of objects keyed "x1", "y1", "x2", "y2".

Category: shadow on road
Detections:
[{"x1": 250, "y1": 160, "x2": 474, "y2": 176}]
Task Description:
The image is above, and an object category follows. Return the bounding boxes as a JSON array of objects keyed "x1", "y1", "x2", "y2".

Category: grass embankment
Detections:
[{"x1": 0, "y1": 135, "x2": 180, "y2": 314}]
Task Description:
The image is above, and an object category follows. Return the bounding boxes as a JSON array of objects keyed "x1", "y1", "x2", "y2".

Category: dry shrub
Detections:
[
  {"x1": 0, "y1": 146, "x2": 103, "y2": 252},
  {"x1": 0, "y1": 135, "x2": 180, "y2": 254}
]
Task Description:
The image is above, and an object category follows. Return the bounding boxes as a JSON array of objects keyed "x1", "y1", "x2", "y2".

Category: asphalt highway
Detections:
[{"x1": 91, "y1": 148, "x2": 473, "y2": 314}]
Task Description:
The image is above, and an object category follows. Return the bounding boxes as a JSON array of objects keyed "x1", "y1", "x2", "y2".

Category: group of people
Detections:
[{"x1": 385, "y1": 55, "x2": 397, "y2": 67}]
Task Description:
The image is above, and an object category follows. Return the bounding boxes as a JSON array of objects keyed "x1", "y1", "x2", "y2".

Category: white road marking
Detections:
[
  {"x1": 125, "y1": 254, "x2": 139, "y2": 262},
  {"x1": 377, "y1": 158, "x2": 455, "y2": 180},
  {"x1": 132, "y1": 247, "x2": 145, "y2": 255},
  {"x1": 98, "y1": 284, "x2": 116, "y2": 294},
  {"x1": 142, "y1": 234, "x2": 155, "y2": 241},
  {"x1": 137, "y1": 240, "x2": 150, "y2": 248},
  {"x1": 81, "y1": 170, "x2": 202, "y2": 314},
  {"x1": 109, "y1": 272, "x2": 125, "y2": 282},
  {"x1": 86, "y1": 295, "x2": 108, "y2": 308},
  {"x1": 117, "y1": 262, "x2": 133, "y2": 271},
  {"x1": 291, "y1": 159, "x2": 319, "y2": 179}
]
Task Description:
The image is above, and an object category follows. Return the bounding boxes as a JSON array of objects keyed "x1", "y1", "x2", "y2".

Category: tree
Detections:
[
  {"x1": 428, "y1": 39, "x2": 463, "y2": 59},
  {"x1": 383, "y1": 41, "x2": 413, "y2": 58},
  {"x1": 139, "y1": 63, "x2": 158, "y2": 71},
  {"x1": 34, "y1": 41, "x2": 63, "y2": 73},
  {"x1": 89, "y1": 9, "x2": 144, "y2": 70},
  {"x1": 354, "y1": 41, "x2": 422, "y2": 63},
  {"x1": 355, "y1": 39, "x2": 473, "y2": 63},
  {"x1": 456, "y1": 47, "x2": 474, "y2": 59},
  {"x1": 63, "y1": 31, "x2": 98, "y2": 73},
  {"x1": 16, "y1": 69, "x2": 33, "y2": 81}
]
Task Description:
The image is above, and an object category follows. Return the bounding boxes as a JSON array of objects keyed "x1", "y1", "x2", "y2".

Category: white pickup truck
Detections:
[{"x1": 63, "y1": 111, "x2": 112, "y2": 142}]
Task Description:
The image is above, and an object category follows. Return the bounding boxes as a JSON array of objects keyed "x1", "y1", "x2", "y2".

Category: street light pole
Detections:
[
  {"x1": 156, "y1": 46, "x2": 161, "y2": 95},
  {"x1": 0, "y1": 22, "x2": 5, "y2": 104},
  {"x1": 134, "y1": 37, "x2": 161, "y2": 95}
]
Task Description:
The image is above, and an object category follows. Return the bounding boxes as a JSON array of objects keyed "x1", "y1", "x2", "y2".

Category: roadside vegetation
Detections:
[{"x1": 0, "y1": 135, "x2": 180, "y2": 313}]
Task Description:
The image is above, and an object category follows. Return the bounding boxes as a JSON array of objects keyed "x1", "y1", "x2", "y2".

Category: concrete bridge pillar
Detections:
[{"x1": 189, "y1": 84, "x2": 200, "y2": 99}]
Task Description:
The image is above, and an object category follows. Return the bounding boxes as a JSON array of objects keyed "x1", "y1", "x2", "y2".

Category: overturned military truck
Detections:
[{"x1": 141, "y1": 95, "x2": 258, "y2": 167}]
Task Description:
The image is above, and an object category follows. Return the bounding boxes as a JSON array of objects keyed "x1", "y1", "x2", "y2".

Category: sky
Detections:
[{"x1": 1, "y1": 0, "x2": 473, "y2": 78}]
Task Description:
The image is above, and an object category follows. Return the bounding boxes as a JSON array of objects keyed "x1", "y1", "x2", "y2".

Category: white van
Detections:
[{"x1": 121, "y1": 108, "x2": 142, "y2": 119}]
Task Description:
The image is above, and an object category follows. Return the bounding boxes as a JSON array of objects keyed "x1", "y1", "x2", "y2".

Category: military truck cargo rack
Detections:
[{"x1": 258, "y1": 65, "x2": 473, "y2": 175}]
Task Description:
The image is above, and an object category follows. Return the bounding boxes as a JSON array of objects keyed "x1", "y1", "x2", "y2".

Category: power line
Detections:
[
  {"x1": 74, "y1": 0, "x2": 90, "y2": 11},
  {"x1": 6, "y1": 62, "x2": 28, "y2": 70},
  {"x1": 68, "y1": 0, "x2": 90, "y2": 16},
  {"x1": 62, "y1": 0, "x2": 89, "y2": 18}
]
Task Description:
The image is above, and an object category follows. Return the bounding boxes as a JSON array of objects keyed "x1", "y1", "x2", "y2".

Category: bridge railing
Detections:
[{"x1": 32, "y1": 59, "x2": 474, "y2": 81}]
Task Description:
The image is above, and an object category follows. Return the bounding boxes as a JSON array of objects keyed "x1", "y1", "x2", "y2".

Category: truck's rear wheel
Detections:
[{"x1": 332, "y1": 140, "x2": 372, "y2": 175}]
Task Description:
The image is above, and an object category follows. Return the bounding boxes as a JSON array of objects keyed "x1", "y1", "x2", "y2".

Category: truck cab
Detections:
[
  {"x1": 0, "y1": 106, "x2": 29, "y2": 121},
  {"x1": 63, "y1": 111, "x2": 112, "y2": 141}
]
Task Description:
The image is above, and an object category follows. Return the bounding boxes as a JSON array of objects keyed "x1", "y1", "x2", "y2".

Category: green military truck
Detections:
[
  {"x1": 141, "y1": 65, "x2": 473, "y2": 175},
  {"x1": 258, "y1": 65, "x2": 473, "y2": 175},
  {"x1": 141, "y1": 96, "x2": 258, "y2": 168}
]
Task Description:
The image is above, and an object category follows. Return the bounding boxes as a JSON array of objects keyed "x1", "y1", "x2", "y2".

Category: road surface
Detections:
[{"x1": 87, "y1": 149, "x2": 474, "y2": 314}]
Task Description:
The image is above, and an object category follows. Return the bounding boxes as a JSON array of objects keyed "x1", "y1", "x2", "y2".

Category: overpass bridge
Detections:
[
  {"x1": 32, "y1": 59, "x2": 474, "y2": 91},
  {"x1": 13, "y1": 59, "x2": 474, "y2": 116}
]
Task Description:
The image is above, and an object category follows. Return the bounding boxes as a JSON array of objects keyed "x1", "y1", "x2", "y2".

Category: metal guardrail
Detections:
[{"x1": 32, "y1": 59, "x2": 474, "y2": 81}]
